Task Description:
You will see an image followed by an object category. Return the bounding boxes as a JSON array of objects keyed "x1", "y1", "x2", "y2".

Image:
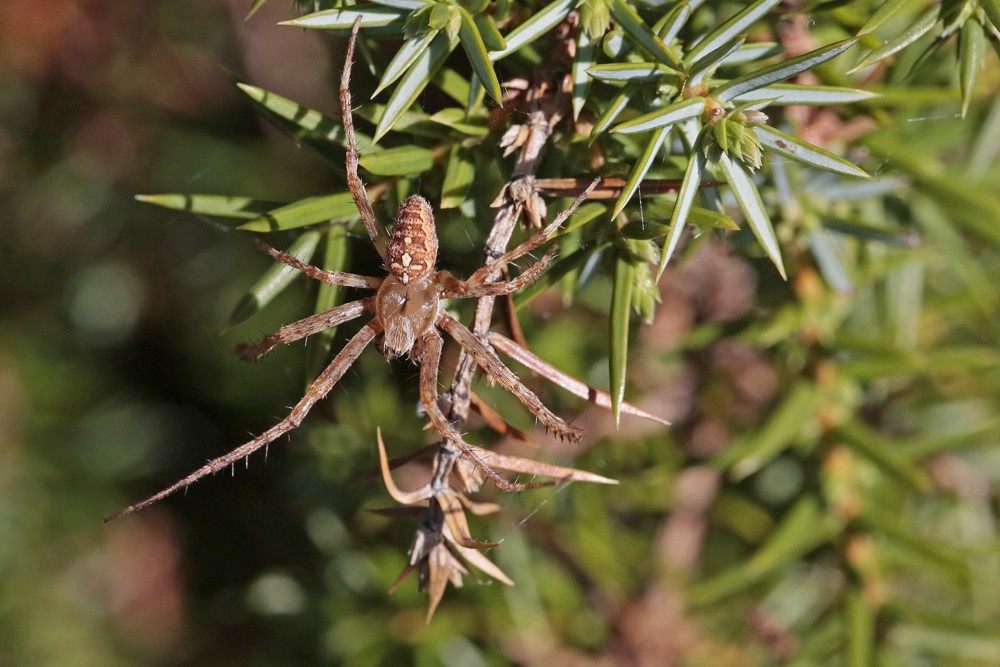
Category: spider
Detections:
[{"x1": 106, "y1": 21, "x2": 600, "y2": 522}]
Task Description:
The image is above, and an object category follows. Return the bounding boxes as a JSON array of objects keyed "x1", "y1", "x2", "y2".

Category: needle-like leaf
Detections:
[
  {"x1": 958, "y1": 19, "x2": 986, "y2": 118},
  {"x1": 369, "y1": 0, "x2": 430, "y2": 9},
  {"x1": 236, "y1": 82, "x2": 353, "y2": 166},
  {"x1": 716, "y1": 152, "x2": 787, "y2": 278},
  {"x1": 246, "y1": 0, "x2": 269, "y2": 20},
  {"x1": 653, "y1": 1, "x2": 691, "y2": 44},
  {"x1": 373, "y1": 28, "x2": 439, "y2": 97},
  {"x1": 359, "y1": 145, "x2": 435, "y2": 176},
  {"x1": 846, "y1": 585, "x2": 875, "y2": 667},
  {"x1": 849, "y1": 6, "x2": 940, "y2": 72},
  {"x1": 280, "y1": 7, "x2": 408, "y2": 30},
  {"x1": 687, "y1": 35, "x2": 746, "y2": 85},
  {"x1": 375, "y1": 32, "x2": 456, "y2": 141},
  {"x1": 611, "y1": 96, "x2": 705, "y2": 135},
  {"x1": 686, "y1": 497, "x2": 840, "y2": 606},
  {"x1": 428, "y1": 108, "x2": 488, "y2": 136},
  {"x1": 984, "y1": 0, "x2": 1000, "y2": 32},
  {"x1": 609, "y1": 250, "x2": 635, "y2": 426},
  {"x1": 756, "y1": 125, "x2": 871, "y2": 178},
  {"x1": 475, "y1": 15, "x2": 505, "y2": 52},
  {"x1": 733, "y1": 83, "x2": 880, "y2": 106},
  {"x1": 135, "y1": 194, "x2": 284, "y2": 220},
  {"x1": 685, "y1": 0, "x2": 782, "y2": 65},
  {"x1": 489, "y1": 0, "x2": 574, "y2": 61},
  {"x1": 658, "y1": 130, "x2": 708, "y2": 277},
  {"x1": 237, "y1": 193, "x2": 360, "y2": 232},
  {"x1": 609, "y1": 0, "x2": 682, "y2": 69},
  {"x1": 572, "y1": 26, "x2": 595, "y2": 120},
  {"x1": 856, "y1": 0, "x2": 920, "y2": 35},
  {"x1": 719, "y1": 41, "x2": 782, "y2": 66},
  {"x1": 440, "y1": 144, "x2": 475, "y2": 209},
  {"x1": 457, "y1": 7, "x2": 502, "y2": 101},
  {"x1": 612, "y1": 125, "x2": 671, "y2": 218},
  {"x1": 586, "y1": 62, "x2": 679, "y2": 82},
  {"x1": 590, "y1": 84, "x2": 635, "y2": 141},
  {"x1": 836, "y1": 421, "x2": 932, "y2": 490},
  {"x1": 746, "y1": 496, "x2": 841, "y2": 574},
  {"x1": 714, "y1": 38, "x2": 858, "y2": 102},
  {"x1": 725, "y1": 381, "x2": 818, "y2": 480}
]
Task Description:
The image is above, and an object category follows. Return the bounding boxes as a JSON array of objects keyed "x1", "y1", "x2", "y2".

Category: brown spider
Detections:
[{"x1": 106, "y1": 21, "x2": 602, "y2": 522}]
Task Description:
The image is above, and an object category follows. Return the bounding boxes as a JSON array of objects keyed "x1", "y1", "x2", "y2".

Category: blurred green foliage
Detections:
[{"x1": 2, "y1": 0, "x2": 1000, "y2": 665}]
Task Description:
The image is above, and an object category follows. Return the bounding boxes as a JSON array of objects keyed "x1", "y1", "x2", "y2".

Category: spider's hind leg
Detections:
[
  {"x1": 436, "y1": 312, "x2": 584, "y2": 443},
  {"x1": 106, "y1": 319, "x2": 383, "y2": 521},
  {"x1": 418, "y1": 329, "x2": 545, "y2": 492}
]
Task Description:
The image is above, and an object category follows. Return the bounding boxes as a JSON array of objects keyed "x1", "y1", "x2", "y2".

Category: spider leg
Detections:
[
  {"x1": 253, "y1": 237, "x2": 382, "y2": 289},
  {"x1": 436, "y1": 312, "x2": 584, "y2": 443},
  {"x1": 419, "y1": 330, "x2": 546, "y2": 492},
  {"x1": 105, "y1": 319, "x2": 382, "y2": 521},
  {"x1": 342, "y1": 19, "x2": 389, "y2": 262},
  {"x1": 460, "y1": 177, "x2": 601, "y2": 292},
  {"x1": 440, "y1": 246, "x2": 556, "y2": 298},
  {"x1": 236, "y1": 297, "x2": 374, "y2": 360}
]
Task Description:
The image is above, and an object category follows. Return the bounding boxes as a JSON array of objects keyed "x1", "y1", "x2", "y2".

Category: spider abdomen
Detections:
[{"x1": 387, "y1": 195, "x2": 437, "y2": 285}]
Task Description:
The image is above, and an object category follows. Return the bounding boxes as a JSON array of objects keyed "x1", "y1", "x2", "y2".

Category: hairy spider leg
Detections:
[
  {"x1": 109, "y1": 20, "x2": 602, "y2": 521},
  {"x1": 459, "y1": 177, "x2": 601, "y2": 293},
  {"x1": 236, "y1": 297, "x2": 375, "y2": 361},
  {"x1": 438, "y1": 246, "x2": 556, "y2": 298},
  {"x1": 418, "y1": 330, "x2": 551, "y2": 492},
  {"x1": 341, "y1": 19, "x2": 388, "y2": 261},
  {"x1": 254, "y1": 238, "x2": 383, "y2": 289},
  {"x1": 435, "y1": 311, "x2": 584, "y2": 442},
  {"x1": 105, "y1": 320, "x2": 383, "y2": 521}
]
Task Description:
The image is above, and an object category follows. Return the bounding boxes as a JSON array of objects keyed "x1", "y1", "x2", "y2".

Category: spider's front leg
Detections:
[
  {"x1": 341, "y1": 18, "x2": 389, "y2": 261},
  {"x1": 237, "y1": 236, "x2": 384, "y2": 360},
  {"x1": 253, "y1": 238, "x2": 383, "y2": 289},
  {"x1": 439, "y1": 246, "x2": 557, "y2": 299},
  {"x1": 458, "y1": 177, "x2": 602, "y2": 294},
  {"x1": 106, "y1": 319, "x2": 383, "y2": 521}
]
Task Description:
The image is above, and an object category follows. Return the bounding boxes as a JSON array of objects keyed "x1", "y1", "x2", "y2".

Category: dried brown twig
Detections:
[{"x1": 376, "y1": 429, "x2": 616, "y2": 620}]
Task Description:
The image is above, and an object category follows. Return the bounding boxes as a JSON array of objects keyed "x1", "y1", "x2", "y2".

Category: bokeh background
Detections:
[
  {"x1": 4, "y1": 1, "x2": 1000, "y2": 666},
  {"x1": 0, "y1": 1, "x2": 362, "y2": 664}
]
